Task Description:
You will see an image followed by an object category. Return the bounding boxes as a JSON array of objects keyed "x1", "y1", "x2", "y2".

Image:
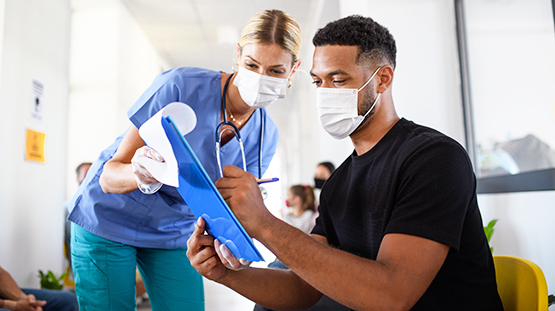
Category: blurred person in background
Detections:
[
  {"x1": 0, "y1": 265, "x2": 78, "y2": 311},
  {"x1": 313, "y1": 161, "x2": 335, "y2": 191}
]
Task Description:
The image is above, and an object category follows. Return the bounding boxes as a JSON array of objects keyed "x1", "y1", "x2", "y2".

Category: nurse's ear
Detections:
[
  {"x1": 236, "y1": 43, "x2": 242, "y2": 62},
  {"x1": 289, "y1": 59, "x2": 301, "y2": 82}
]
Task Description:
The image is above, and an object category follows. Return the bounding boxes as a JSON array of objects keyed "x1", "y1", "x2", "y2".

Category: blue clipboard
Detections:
[{"x1": 161, "y1": 115, "x2": 264, "y2": 262}]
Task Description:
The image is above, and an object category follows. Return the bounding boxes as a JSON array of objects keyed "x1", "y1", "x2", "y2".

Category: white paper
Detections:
[{"x1": 137, "y1": 102, "x2": 197, "y2": 187}]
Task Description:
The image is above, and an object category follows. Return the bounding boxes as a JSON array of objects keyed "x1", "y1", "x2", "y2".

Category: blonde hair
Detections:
[{"x1": 239, "y1": 9, "x2": 301, "y2": 64}]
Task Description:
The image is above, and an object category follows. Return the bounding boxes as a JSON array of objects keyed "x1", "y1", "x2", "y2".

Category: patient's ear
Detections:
[{"x1": 376, "y1": 65, "x2": 394, "y2": 93}]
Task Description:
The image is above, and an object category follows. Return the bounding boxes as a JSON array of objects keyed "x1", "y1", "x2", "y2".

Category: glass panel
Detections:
[{"x1": 464, "y1": 0, "x2": 555, "y2": 178}]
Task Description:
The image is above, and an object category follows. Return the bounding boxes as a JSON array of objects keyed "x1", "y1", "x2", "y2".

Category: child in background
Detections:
[
  {"x1": 266, "y1": 185, "x2": 315, "y2": 272},
  {"x1": 282, "y1": 184, "x2": 316, "y2": 234}
]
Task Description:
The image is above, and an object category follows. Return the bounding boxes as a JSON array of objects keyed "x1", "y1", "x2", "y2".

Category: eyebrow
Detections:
[
  {"x1": 310, "y1": 69, "x2": 350, "y2": 77},
  {"x1": 245, "y1": 56, "x2": 286, "y2": 68}
]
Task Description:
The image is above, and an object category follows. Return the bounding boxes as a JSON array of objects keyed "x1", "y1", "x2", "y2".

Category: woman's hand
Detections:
[
  {"x1": 186, "y1": 217, "x2": 227, "y2": 281},
  {"x1": 214, "y1": 239, "x2": 252, "y2": 271},
  {"x1": 131, "y1": 146, "x2": 164, "y2": 194}
]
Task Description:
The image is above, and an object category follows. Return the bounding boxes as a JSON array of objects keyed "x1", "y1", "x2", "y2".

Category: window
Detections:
[{"x1": 456, "y1": 0, "x2": 555, "y2": 192}]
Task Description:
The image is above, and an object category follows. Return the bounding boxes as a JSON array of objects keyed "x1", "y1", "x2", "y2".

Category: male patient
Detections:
[{"x1": 187, "y1": 15, "x2": 503, "y2": 311}]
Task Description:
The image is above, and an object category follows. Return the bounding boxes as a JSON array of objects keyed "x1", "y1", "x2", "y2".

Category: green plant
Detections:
[
  {"x1": 484, "y1": 219, "x2": 498, "y2": 253},
  {"x1": 38, "y1": 269, "x2": 68, "y2": 290}
]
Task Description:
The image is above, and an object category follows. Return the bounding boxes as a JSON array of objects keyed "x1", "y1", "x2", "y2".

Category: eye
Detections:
[
  {"x1": 271, "y1": 69, "x2": 285, "y2": 75},
  {"x1": 311, "y1": 80, "x2": 321, "y2": 87},
  {"x1": 333, "y1": 80, "x2": 345, "y2": 84},
  {"x1": 246, "y1": 63, "x2": 257, "y2": 69}
]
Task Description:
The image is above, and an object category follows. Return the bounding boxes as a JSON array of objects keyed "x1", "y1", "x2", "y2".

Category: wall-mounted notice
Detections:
[
  {"x1": 25, "y1": 128, "x2": 46, "y2": 163},
  {"x1": 30, "y1": 79, "x2": 44, "y2": 122}
]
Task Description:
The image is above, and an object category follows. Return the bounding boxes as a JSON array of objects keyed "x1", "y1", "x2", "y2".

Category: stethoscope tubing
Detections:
[{"x1": 216, "y1": 72, "x2": 264, "y2": 179}]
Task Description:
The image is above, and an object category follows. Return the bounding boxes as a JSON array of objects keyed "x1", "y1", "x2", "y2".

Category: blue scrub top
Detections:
[{"x1": 68, "y1": 67, "x2": 279, "y2": 248}]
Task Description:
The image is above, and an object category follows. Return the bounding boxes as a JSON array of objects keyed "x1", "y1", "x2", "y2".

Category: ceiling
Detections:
[{"x1": 120, "y1": 0, "x2": 327, "y2": 70}]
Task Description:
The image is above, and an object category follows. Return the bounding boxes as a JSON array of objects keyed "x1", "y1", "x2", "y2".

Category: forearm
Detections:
[
  {"x1": 257, "y1": 221, "x2": 405, "y2": 311},
  {"x1": 218, "y1": 266, "x2": 322, "y2": 310},
  {"x1": 0, "y1": 270, "x2": 26, "y2": 300},
  {"x1": 99, "y1": 160, "x2": 137, "y2": 194}
]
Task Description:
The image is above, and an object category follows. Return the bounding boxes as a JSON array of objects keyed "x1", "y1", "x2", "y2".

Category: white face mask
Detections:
[
  {"x1": 316, "y1": 66, "x2": 382, "y2": 139},
  {"x1": 233, "y1": 66, "x2": 289, "y2": 108}
]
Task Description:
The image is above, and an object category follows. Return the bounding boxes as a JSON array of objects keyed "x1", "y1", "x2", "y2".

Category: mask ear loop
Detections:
[
  {"x1": 357, "y1": 65, "x2": 383, "y2": 92},
  {"x1": 357, "y1": 65, "x2": 384, "y2": 119}
]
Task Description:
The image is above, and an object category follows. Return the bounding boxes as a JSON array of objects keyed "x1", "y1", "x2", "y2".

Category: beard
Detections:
[{"x1": 352, "y1": 86, "x2": 378, "y2": 135}]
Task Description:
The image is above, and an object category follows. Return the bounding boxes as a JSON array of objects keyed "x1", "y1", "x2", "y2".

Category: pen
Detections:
[{"x1": 256, "y1": 177, "x2": 279, "y2": 184}]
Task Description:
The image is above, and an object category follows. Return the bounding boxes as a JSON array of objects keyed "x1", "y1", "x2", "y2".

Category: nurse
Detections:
[{"x1": 67, "y1": 9, "x2": 301, "y2": 311}]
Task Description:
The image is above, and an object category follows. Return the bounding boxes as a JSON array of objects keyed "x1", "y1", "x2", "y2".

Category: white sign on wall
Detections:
[{"x1": 30, "y1": 79, "x2": 44, "y2": 122}]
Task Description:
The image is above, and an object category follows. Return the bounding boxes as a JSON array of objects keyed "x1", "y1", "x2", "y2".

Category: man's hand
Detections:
[
  {"x1": 215, "y1": 165, "x2": 275, "y2": 238},
  {"x1": 4, "y1": 294, "x2": 46, "y2": 311},
  {"x1": 186, "y1": 217, "x2": 227, "y2": 281}
]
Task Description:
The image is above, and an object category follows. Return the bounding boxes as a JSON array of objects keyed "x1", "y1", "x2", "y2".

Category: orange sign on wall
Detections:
[{"x1": 25, "y1": 128, "x2": 46, "y2": 163}]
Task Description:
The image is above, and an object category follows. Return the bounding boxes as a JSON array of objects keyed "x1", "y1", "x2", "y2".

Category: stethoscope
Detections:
[{"x1": 215, "y1": 72, "x2": 265, "y2": 179}]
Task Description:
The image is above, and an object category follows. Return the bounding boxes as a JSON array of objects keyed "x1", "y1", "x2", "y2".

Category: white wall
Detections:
[
  {"x1": 0, "y1": 0, "x2": 165, "y2": 288},
  {"x1": 66, "y1": 0, "x2": 168, "y2": 197},
  {"x1": 0, "y1": 0, "x2": 5, "y2": 85},
  {"x1": 0, "y1": 0, "x2": 71, "y2": 287}
]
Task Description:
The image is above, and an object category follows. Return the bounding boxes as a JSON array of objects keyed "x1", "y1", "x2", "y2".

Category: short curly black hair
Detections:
[{"x1": 312, "y1": 15, "x2": 397, "y2": 69}]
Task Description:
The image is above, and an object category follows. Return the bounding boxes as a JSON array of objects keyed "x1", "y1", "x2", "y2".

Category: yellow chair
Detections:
[{"x1": 493, "y1": 255, "x2": 548, "y2": 311}]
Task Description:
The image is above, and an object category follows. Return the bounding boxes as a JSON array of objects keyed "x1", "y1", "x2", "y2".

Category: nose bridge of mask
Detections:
[
  {"x1": 237, "y1": 66, "x2": 263, "y2": 85},
  {"x1": 258, "y1": 73, "x2": 288, "y2": 96},
  {"x1": 316, "y1": 88, "x2": 358, "y2": 109}
]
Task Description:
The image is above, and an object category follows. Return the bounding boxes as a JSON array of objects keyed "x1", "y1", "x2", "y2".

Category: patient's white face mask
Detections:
[
  {"x1": 233, "y1": 66, "x2": 289, "y2": 108},
  {"x1": 316, "y1": 66, "x2": 382, "y2": 140}
]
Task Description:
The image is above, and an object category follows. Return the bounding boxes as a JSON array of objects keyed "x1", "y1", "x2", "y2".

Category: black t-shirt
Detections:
[{"x1": 312, "y1": 118, "x2": 503, "y2": 310}]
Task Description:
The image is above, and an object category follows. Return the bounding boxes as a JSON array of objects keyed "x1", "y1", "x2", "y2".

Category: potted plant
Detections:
[{"x1": 38, "y1": 270, "x2": 68, "y2": 290}]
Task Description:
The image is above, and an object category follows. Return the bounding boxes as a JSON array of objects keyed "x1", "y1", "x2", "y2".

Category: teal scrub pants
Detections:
[{"x1": 71, "y1": 224, "x2": 204, "y2": 311}]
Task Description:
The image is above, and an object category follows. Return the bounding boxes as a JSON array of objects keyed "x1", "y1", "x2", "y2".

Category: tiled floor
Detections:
[{"x1": 204, "y1": 279, "x2": 255, "y2": 311}]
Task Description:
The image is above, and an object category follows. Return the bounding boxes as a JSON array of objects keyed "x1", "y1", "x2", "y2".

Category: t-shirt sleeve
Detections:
[
  {"x1": 384, "y1": 137, "x2": 476, "y2": 251},
  {"x1": 127, "y1": 69, "x2": 184, "y2": 129}
]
